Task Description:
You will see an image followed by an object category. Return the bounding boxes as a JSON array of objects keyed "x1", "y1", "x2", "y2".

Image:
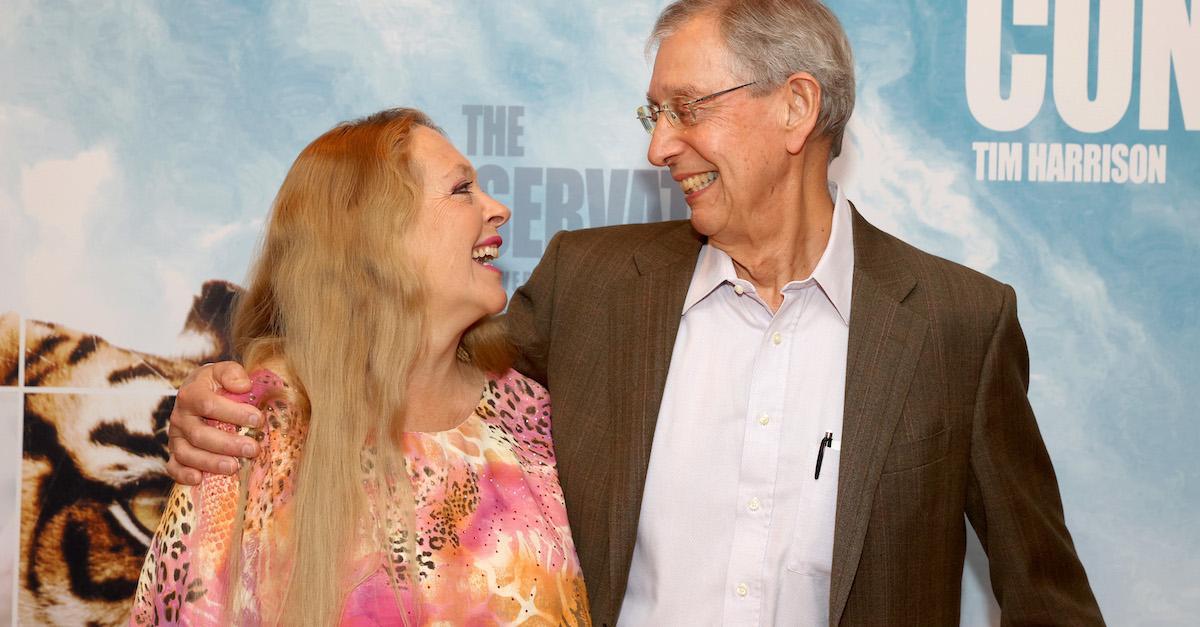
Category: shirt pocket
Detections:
[
  {"x1": 785, "y1": 444, "x2": 839, "y2": 577},
  {"x1": 782, "y1": 440, "x2": 838, "y2": 625},
  {"x1": 880, "y1": 426, "x2": 950, "y2": 474},
  {"x1": 776, "y1": 569, "x2": 831, "y2": 626}
]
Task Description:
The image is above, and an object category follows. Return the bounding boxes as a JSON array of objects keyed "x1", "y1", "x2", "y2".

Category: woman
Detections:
[{"x1": 130, "y1": 109, "x2": 589, "y2": 626}]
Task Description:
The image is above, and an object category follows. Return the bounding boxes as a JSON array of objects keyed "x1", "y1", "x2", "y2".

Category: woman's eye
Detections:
[{"x1": 453, "y1": 181, "x2": 475, "y2": 196}]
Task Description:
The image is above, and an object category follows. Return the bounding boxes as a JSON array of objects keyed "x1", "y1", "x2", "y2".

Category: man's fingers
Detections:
[
  {"x1": 165, "y1": 360, "x2": 261, "y2": 483},
  {"x1": 170, "y1": 413, "x2": 260, "y2": 459},
  {"x1": 212, "y1": 361, "x2": 252, "y2": 394},
  {"x1": 165, "y1": 457, "x2": 203, "y2": 485},
  {"x1": 169, "y1": 430, "x2": 245, "y2": 475},
  {"x1": 175, "y1": 385, "x2": 261, "y2": 430}
]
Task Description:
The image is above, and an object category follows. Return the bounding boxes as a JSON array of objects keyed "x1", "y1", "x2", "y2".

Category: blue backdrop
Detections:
[{"x1": 1, "y1": 1, "x2": 1196, "y2": 624}]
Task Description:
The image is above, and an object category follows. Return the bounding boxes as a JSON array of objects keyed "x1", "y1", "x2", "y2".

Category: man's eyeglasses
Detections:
[{"x1": 635, "y1": 81, "x2": 756, "y2": 134}]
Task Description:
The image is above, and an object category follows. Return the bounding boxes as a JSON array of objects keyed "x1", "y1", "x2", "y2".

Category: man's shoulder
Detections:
[
  {"x1": 551, "y1": 220, "x2": 697, "y2": 257},
  {"x1": 522, "y1": 220, "x2": 699, "y2": 302},
  {"x1": 899, "y1": 232, "x2": 1004, "y2": 290},
  {"x1": 859, "y1": 215, "x2": 1012, "y2": 314}
]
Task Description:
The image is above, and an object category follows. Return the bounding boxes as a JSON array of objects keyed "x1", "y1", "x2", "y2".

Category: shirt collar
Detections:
[
  {"x1": 682, "y1": 181, "x2": 855, "y2": 325},
  {"x1": 810, "y1": 181, "x2": 854, "y2": 324}
]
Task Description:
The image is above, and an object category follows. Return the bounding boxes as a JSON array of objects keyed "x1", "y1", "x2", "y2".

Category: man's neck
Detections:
[{"x1": 711, "y1": 170, "x2": 835, "y2": 312}]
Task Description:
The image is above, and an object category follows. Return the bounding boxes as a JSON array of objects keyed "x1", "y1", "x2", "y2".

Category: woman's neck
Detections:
[{"x1": 401, "y1": 333, "x2": 483, "y2": 432}]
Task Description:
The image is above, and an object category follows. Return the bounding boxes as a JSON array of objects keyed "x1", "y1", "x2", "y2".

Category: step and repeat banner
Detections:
[{"x1": 1, "y1": 1, "x2": 1196, "y2": 624}]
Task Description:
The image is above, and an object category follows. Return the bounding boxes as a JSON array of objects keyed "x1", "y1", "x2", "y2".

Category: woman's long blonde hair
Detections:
[{"x1": 228, "y1": 108, "x2": 511, "y2": 624}]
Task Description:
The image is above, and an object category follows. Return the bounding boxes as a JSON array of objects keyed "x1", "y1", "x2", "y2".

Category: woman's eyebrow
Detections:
[{"x1": 443, "y1": 163, "x2": 474, "y2": 179}]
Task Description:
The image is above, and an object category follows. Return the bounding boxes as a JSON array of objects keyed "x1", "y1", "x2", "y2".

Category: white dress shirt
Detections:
[{"x1": 618, "y1": 183, "x2": 855, "y2": 627}]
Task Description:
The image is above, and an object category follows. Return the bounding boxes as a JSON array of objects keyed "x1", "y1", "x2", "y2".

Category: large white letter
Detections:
[
  {"x1": 966, "y1": 0, "x2": 1048, "y2": 131},
  {"x1": 1053, "y1": 0, "x2": 1134, "y2": 132},
  {"x1": 1141, "y1": 0, "x2": 1200, "y2": 130}
]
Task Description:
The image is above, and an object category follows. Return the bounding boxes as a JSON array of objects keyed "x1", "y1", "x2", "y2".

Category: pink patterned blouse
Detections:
[{"x1": 130, "y1": 369, "x2": 590, "y2": 626}]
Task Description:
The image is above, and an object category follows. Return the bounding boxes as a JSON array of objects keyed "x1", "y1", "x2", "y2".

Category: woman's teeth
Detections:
[
  {"x1": 472, "y1": 245, "x2": 499, "y2": 264},
  {"x1": 681, "y1": 172, "x2": 718, "y2": 194}
]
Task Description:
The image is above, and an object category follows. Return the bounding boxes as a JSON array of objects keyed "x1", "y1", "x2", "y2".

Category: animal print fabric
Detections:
[{"x1": 130, "y1": 369, "x2": 590, "y2": 626}]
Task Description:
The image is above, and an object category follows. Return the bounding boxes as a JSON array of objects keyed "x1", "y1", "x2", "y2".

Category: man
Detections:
[{"x1": 168, "y1": 1, "x2": 1103, "y2": 624}]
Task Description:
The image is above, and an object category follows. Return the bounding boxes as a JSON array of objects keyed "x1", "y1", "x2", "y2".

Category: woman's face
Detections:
[{"x1": 406, "y1": 127, "x2": 511, "y2": 331}]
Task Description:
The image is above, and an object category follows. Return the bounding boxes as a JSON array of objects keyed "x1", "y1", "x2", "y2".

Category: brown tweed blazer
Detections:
[{"x1": 505, "y1": 208, "x2": 1103, "y2": 626}]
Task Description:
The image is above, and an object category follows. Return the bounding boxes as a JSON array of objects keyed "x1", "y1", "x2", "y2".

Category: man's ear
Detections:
[{"x1": 783, "y1": 72, "x2": 821, "y2": 155}]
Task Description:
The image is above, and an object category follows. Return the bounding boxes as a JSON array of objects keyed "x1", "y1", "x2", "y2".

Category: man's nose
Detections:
[{"x1": 646, "y1": 119, "x2": 682, "y2": 168}]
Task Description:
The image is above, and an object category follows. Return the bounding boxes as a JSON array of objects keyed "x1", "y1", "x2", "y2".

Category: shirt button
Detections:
[
  {"x1": 735, "y1": 583, "x2": 749, "y2": 597},
  {"x1": 772, "y1": 332, "x2": 783, "y2": 345},
  {"x1": 733, "y1": 284, "x2": 745, "y2": 295},
  {"x1": 748, "y1": 497, "x2": 761, "y2": 511},
  {"x1": 758, "y1": 414, "x2": 770, "y2": 426}
]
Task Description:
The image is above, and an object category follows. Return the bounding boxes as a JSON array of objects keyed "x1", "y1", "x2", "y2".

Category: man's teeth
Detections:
[
  {"x1": 680, "y1": 172, "x2": 718, "y2": 194},
  {"x1": 472, "y1": 245, "x2": 499, "y2": 263}
]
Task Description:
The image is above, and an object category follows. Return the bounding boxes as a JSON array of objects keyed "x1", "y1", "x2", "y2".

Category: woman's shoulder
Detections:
[
  {"x1": 216, "y1": 362, "x2": 303, "y2": 441},
  {"x1": 220, "y1": 360, "x2": 290, "y2": 403},
  {"x1": 486, "y1": 369, "x2": 550, "y2": 405},
  {"x1": 218, "y1": 357, "x2": 292, "y2": 408},
  {"x1": 482, "y1": 369, "x2": 555, "y2": 465}
]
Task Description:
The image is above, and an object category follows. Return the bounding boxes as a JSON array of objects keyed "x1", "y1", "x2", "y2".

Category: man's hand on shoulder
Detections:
[{"x1": 166, "y1": 361, "x2": 263, "y2": 485}]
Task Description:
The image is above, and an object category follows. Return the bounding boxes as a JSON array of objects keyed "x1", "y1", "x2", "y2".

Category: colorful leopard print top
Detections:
[{"x1": 130, "y1": 369, "x2": 590, "y2": 626}]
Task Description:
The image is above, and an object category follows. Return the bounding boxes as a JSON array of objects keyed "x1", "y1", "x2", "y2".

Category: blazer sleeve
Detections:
[
  {"x1": 505, "y1": 229, "x2": 568, "y2": 386},
  {"x1": 964, "y1": 285, "x2": 1105, "y2": 625}
]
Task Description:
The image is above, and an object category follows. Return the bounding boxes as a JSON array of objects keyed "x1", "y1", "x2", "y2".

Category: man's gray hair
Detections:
[{"x1": 648, "y1": 0, "x2": 855, "y2": 158}]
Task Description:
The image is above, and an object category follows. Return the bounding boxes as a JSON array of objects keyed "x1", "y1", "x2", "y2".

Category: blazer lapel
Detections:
[
  {"x1": 605, "y1": 222, "x2": 701, "y2": 607},
  {"x1": 829, "y1": 210, "x2": 929, "y2": 625}
]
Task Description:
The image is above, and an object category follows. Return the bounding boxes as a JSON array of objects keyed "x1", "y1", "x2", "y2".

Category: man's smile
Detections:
[{"x1": 678, "y1": 171, "x2": 718, "y2": 195}]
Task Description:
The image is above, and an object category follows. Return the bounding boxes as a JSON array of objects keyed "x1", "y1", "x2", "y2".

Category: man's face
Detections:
[{"x1": 646, "y1": 14, "x2": 791, "y2": 242}]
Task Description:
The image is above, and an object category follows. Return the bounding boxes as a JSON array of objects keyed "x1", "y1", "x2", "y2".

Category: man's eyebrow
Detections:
[{"x1": 646, "y1": 83, "x2": 706, "y2": 103}]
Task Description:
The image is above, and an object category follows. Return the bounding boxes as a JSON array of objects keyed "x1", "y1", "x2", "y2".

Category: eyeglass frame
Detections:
[{"x1": 635, "y1": 81, "x2": 757, "y2": 134}]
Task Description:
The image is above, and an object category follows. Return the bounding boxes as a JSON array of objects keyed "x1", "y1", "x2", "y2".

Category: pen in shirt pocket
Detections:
[{"x1": 814, "y1": 431, "x2": 840, "y2": 480}]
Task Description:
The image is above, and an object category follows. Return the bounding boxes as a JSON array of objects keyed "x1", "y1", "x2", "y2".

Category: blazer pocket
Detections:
[{"x1": 880, "y1": 427, "x2": 950, "y2": 474}]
